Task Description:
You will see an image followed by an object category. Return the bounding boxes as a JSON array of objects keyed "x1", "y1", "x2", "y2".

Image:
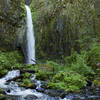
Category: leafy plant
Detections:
[
  {"x1": 47, "y1": 71, "x2": 87, "y2": 92},
  {"x1": 0, "y1": 50, "x2": 23, "y2": 77}
]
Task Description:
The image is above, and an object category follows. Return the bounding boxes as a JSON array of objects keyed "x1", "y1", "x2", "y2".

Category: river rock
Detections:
[
  {"x1": 96, "y1": 63, "x2": 100, "y2": 67},
  {"x1": 44, "y1": 89, "x2": 67, "y2": 98},
  {"x1": 25, "y1": 94, "x2": 38, "y2": 100}
]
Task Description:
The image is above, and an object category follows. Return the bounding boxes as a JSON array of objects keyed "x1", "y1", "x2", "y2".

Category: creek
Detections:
[{"x1": 0, "y1": 70, "x2": 100, "y2": 100}]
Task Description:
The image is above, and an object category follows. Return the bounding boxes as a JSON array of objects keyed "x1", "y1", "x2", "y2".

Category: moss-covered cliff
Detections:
[
  {"x1": 31, "y1": 0, "x2": 100, "y2": 59},
  {"x1": 0, "y1": 0, "x2": 26, "y2": 50}
]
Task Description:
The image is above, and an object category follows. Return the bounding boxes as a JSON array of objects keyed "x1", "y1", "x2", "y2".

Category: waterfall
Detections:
[{"x1": 25, "y1": 5, "x2": 36, "y2": 64}]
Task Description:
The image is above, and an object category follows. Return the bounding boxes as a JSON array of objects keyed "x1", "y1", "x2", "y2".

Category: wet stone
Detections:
[
  {"x1": 25, "y1": 95, "x2": 38, "y2": 100},
  {"x1": 0, "y1": 94, "x2": 6, "y2": 100}
]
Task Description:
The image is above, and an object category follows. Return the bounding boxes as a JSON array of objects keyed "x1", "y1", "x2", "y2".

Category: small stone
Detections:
[{"x1": 96, "y1": 63, "x2": 100, "y2": 67}]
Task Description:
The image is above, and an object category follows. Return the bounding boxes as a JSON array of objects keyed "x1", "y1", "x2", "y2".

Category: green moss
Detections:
[
  {"x1": 0, "y1": 94, "x2": 6, "y2": 100},
  {"x1": 94, "y1": 79, "x2": 100, "y2": 87}
]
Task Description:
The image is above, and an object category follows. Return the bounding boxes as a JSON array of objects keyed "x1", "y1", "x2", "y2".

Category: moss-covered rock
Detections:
[
  {"x1": 0, "y1": 94, "x2": 6, "y2": 100},
  {"x1": 94, "y1": 79, "x2": 100, "y2": 87}
]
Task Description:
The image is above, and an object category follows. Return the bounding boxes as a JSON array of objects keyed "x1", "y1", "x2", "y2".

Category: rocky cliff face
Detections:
[
  {"x1": 0, "y1": 0, "x2": 26, "y2": 50},
  {"x1": 31, "y1": 0, "x2": 99, "y2": 58}
]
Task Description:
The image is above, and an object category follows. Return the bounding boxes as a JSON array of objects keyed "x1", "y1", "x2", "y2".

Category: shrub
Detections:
[
  {"x1": 65, "y1": 51, "x2": 94, "y2": 76},
  {"x1": 47, "y1": 71, "x2": 87, "y2": 92},
  {"x1": 0, "y1": 50, "x2": 23, "y2": 77},
  {"x1": 87, "y1": 44, "x2": 100, "y2": 69}
]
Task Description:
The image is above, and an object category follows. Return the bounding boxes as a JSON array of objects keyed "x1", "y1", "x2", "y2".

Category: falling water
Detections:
[{"x1": 25, "y1": 5, "x2": 35, "y2": 64}]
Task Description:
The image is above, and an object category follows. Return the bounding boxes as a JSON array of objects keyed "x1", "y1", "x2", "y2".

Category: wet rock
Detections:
[
  {"x1": 20, "y1": 69, "x2": 35, "y2": 74},
  {"x1": 0, "y1": 94, "x2": 6, "y2": 100},
  {"x1": 25, "y1": 0, "x2": 32, "y2": 5},
  {"x1": 94, "y1": 80, "x2": 100, "y2": 88},
  {"x1": 44, "y1": 89, "x2": 66, "y2": 97},
  {"x1": 41, "y1": 80, "x2": 50, "y2": 89},
  {"x1": 7, "y1": 95, "x2": 24, "y2": 100},
  {"x1": 36, "y1": 87, "x2": 45, "y2": 92},
  {"x1": 60, "y1": 92, "x2": 68, "y2": 98},
  {"x1": 25, "y1": 95, "x2": 38, "y2": 100},
  {"x1": 7, "y1": 76, "x2": 23, "y2": 82},
  {"x1": 96, "y1": 63, "x2": 100, "y2": 67}
]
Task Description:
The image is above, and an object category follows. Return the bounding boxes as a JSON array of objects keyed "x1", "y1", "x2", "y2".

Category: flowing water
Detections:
[
  {"x1": 0, "y1": 4, "x2": 99, "y2": 100},
  {"x1": 25, "y1": 5, "x2": 35, "y2": 64},
  {"x1": 0, "y1": 70, "x2": 100, "y2": 100}
]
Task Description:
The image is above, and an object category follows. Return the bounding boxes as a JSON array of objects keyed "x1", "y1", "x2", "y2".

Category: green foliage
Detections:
[
  {"x1": 30, "y1": 5, "x2": 37, "y2": 23},
  {"x1": 0, "y1": 50, "x2": 23, "y2": 77},
  {"x1": 47, "y1": 71, "x2": 87, "y2": 92},
  {"x1": 20, "y1": 78, "x2": 36, "y2": 88},
  {"x1": 93, "y1": 78, "x2": 100, "y2": 87},
  {"x1": 36, "y1": 70, "x2": 53, "y2": 81},
  {"x1": 18, "y1": 72, "x2": 36, "y2": 89},
  {"x1": 20, "y1": 2, "x2": 26, "y2": 18},
  {"x1": 64, "y1": 51, "x2": 94, "y2": 76},
  {"x1": 71, "y1": 52, "x2": 94, "y2": 76},
  {"x1": 22, "y1": 72, "x2": 31, "y2": 78},
  {"x1": 87, "y1": 44, "x2": 100, "y2": 69}
]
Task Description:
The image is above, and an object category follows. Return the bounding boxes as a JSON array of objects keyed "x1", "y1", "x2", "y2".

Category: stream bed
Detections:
[{"x1": 0, "y1": 70, "x2": 100, "y2": 100}]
